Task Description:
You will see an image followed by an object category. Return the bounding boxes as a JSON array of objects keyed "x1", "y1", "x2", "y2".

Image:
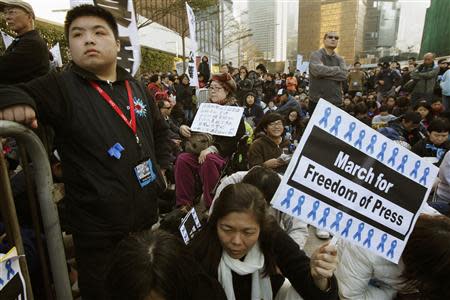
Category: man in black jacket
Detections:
[
  {"x1": 0, "y1": 0, "x2": 49, "y2": 84},
  {"x1": 0, "y1": 5, "x2": 170, "y2": 299}
]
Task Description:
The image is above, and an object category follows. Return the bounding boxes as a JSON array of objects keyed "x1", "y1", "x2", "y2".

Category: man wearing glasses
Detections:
[
  {"x1": 0, "y1": 0, "x2": 49, "y2": 84},
  {"x1": 308, "y1": 31, "x2": 347, "y2": 116}
]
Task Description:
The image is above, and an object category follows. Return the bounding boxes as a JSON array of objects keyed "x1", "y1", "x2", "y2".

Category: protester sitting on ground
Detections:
[
  {"x1": 262, "y1": 73, "x2": 277, "y2": 104},
  {"x1": 243, "y1": 92, "x2": 264, "y2": 128},
  {"x1": 210, "y1": 166, "x2": 309, "y2": 249},
  {"x1": 372, "y1": 105, "x2": 396, "y2": 127},
  {"x1": 430, "y1": 98, "x2": 445, "y2": 117},
  {"x1": 391, "y1": 96, "x2": 410, "y2": 117},
  {"x1": 384, "y1": 95, "x2": 397, "y2": 113},
  {"x1": 107, "y1": 229, "x2": 227, "y2": 300},
  {"x1": 379, "y1": 111, "x2": 424, "y2": 146},
  {"x1": 175, "y1": 73, "x2": 245, "y2": 209},
  {"x1": 411, "y1": 117, "x2": 450, "y2": 166},
  {"x1": 413, "y1": 100, "x2": 433, "y2": 129},
  {"x1": 147, "y1": 73, "x2": 164, "y2": 97},
  {"x1": 353, "y1": 102, "x2": 371, "y2": 126},
  {"x1": 335, "y1": 213, "x2": 448, "y2": 300},
  {"x1": 432, "y1": 151, "x2": 450, "y2": 215},
  {"x1": 248, "y1": 113, "x2": 289, "y2": 173},
  {"x1": 284, "y1": 108, "x2": 304, "y2": 144},
  {"x1": 190, "y1": 183, "x2": 339, "y2": 300},
  {"x1": 275, "y1": 88, "x2": 302, "y2": 116}
]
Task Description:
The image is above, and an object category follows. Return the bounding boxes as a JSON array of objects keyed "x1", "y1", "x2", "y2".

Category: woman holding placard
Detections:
[
  {"x1": 175, "y1": 73, "x2": 245, "y2": 209},
  {"x1": 190, "y1": 183, "x2": 339, "y2": 300}
]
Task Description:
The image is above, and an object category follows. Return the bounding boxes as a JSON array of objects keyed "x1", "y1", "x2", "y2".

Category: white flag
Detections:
[
  {"x1": 186, "y1": 2, "x2": 199, "y2": 87},
  {"x1": 1, "y1": 31, "x2": 14, "y2": 49},
  {"x1": 50, "y1": 43, "x2": 63, "y2": 67}
]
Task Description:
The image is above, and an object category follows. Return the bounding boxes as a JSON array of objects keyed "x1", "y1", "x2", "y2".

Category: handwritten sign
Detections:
[
  {"x1": 191, "y1": 103, "x2": 244, "y2": 137},
  {"x1": 0, "y1": 247, "x2": 26, "y2": 300},
  {"x1": 271, "y1": 99, "x2": 438, "y2": 263}
]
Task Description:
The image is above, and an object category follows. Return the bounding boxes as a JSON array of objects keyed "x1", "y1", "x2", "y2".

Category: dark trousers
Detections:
[{"x1": 73, "y1": 234, "x2": 125, "y2": 300}]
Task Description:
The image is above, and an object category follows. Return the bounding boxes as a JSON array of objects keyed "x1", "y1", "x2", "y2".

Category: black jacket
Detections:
[
  {"x1": 0, "y1": 30, "x2": 49, "y2": 84},
  {"x1": 0, "y1": 63, "x2": 171, "y2": 237}
]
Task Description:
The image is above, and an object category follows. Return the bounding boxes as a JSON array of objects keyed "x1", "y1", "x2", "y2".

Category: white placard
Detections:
[
  {"x1": 1, "y1": 31, "x2": 13, "y2": 49},
  {"x1": 0, "y1": 247, "x2": 27, "y2": 299},
  {"x1": 296, "y1": 54, "x2": 303, "y2": 71},
  {"x1": 191, "y1": 103, "x2": 244, "y2": 137},
  {"x1": 49, "y1": 43, "x2": 63, "y2": 67},
  {"x1": 185, "y1": 2, "x2": 199, "y2": 87},
  {"x1": 271, "y1": 99, "x2": 438, "y2": 263},
  {"x1": 299, "y1": 61, "x2": 309, "y2": 74},
  {"x1": 70, "y1": 0, "x2": 141, "y2": 75}
]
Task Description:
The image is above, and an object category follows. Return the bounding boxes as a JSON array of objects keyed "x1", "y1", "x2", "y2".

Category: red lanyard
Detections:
[{"x1": 90, "y1": 80, "x2": 138, "y2": 140}]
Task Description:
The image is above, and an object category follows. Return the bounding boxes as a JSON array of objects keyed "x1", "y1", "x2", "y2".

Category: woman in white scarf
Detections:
[{"x1": 190, "y1": 183, "x2": 339, "y2": 300}]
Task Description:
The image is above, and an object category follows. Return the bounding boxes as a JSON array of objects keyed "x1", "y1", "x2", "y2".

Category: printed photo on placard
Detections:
[
  {"x1": 0, "y1": 248, "x2": 27, "y2": 300},
  {"x1": 271, "y1": 99, "x2": 439, "y2": 263},
  {"x1": 179, "y1": 208, "x2": 202, "y2": 245}
]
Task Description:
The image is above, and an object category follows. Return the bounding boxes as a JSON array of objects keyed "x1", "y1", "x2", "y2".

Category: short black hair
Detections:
[
  {"x1": 64, "y1": 5, "x2": 119, "y2": 40},
  {"x1": 256, "y1": 64, "x2": 267, "y2": 74},
  {"x1": 403, "y1": 111, "x2": 422, "y2": 124},
  {"x1": 354, "y1": 61, "x2": 361, "y2": 66},
  {"x1": 149, "y1": 74, "x2": 160, "y2": 83},
  {"x1": 428, "y1": 118, "x2": 450, "y2": 133}
]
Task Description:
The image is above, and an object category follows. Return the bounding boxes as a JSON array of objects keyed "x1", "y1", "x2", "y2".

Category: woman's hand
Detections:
[
  {"x1": 310, "y1": 242, "x2": 338, "y2": 291},
  {"x1": 179, "y1": 125, "x2": 191, "y2": 138},
  {"x1": 198, "y1": 148, "x2": 212, "y2": 164},
  {"x1": 263, "y1": 158, "x2": 284, "y2": 169}
]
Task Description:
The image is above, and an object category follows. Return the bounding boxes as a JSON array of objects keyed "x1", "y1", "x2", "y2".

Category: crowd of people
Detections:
[{"x1": 0, "y1": 1, "x2": 450, "y2": 300}]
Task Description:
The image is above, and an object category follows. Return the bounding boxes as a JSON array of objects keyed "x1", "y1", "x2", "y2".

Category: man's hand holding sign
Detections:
[{"x1": 272, "y1": 99, "x2": 438, "y2": 263}]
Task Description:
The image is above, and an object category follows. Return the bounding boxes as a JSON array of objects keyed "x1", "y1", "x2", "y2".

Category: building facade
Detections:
[{"x1": 420, "y1": 0, "x2": 450, "y2": 57}]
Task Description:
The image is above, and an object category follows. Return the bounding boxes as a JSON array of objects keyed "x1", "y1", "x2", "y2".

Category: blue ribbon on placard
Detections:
[
  {"x1": 341, "y1": 219, "x2": 353, "y2": 237},
  {"x1": 410, "y1": 160, "x2": 421, "y2": 179},
  {"x1": 108, "y1": 143, "x2": 125, "y2": 159},
  {"x1": 377, "y1": 142, "x2": 388, "y2": 161},
  {"x1": 396, "y1": 155, "x2": 408, "y2": 174},
  {"x1": 420, "y1": 167, "x2": 430, "y2": 185},
  {"x1": 366, "y1": 135, "x2": 377, "y2": 154},
  {"x1": 318, "y1": 207, "x2": 330, "y2": 227},
  {"x1": 354, "y1": 130, "x2": 366, "y2": 149},
  {"x1": 377, "y1": 233, "x2": 388, "y2": 253},
  {"x1": 330, "y1": 212, "x2": 343, "y2": 231},
  {"x1": 386, "y1": 240, "x2": 397, "y2": 259},
  {"x1": 387, "y1": 147, "x2": 399, "y2": 166},
  {"x1": 319, "y1": 107, "x2": 332, "y2": 128},
  {"x1": 0, "y1": 275, "x2": 3, "y2": 286},
  {"x1": 307, "y1": 201, "x2": 320, "y2": 221},
  {"x1": 292, "y1": 195, "x2": 305, "y2": 216},
  {"x1": 5, "y1": 259, "x2": 15, "y2": 280},
  {"x1": 329, "y1": 116, "x2": 342, "y2": 135},
  {"x1": 344, "y1": 122, "x2": 356, "y2": 142},
  {"x1": 363, "y1": 229, "x2": 374, "y2": 248},
  {"x1": 353, "y1": 223, "x2": 365, "y2": 242},
  {"x1": 281, "y1": 188, "x2": 294, "y2": 209}
]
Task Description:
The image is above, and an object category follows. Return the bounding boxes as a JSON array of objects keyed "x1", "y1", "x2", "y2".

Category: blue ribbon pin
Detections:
[
  {"x1": 330, "y1": 212, "x2": 343, "y2": 232},
  {"x1": 318, "y1": 207, "x2": 331, "y2": 227},
  {"x1": 420, "y1": 167, "x2": 430, "y2": 185},
  {"x1": 108, "y1": 143, "x2": 125, "y2": 159},
  {"x1": 292, "y1": 195, "x2": 305, "y2": 216},
  {"x1": 5, "y1": 259, "x2": 15, "y2": 280},
  {"x1": 410, "y1": 160, "x2": 421, "y2": 179},
  {"x1": 386, "y1": 240, "x2": 398, "y2": 259},
  {"x1": 365, "y1": 135, "x2": 377, "y2": 154},
  {"x1": 341, "y1": 218, "x2": 353, "y2": 238},
  {"x1": 344, "y1": 122, "x2": 356, "y2": 142},
  {"x1": 387, "y1": 147, "x2": 399, "y2": 166},
  {"x1": 353, "y1": 223, "x2": 365, "y2": 242},
  {"x1": 329, "y1": 116, "x2": 342, "y2": 136},
  {"x1": 377, "y1": 233, "x2": 388, "y2": 253},
  {"x1": 281, "y1": 188, "x2": 294, "y2": 209},
  {"x1": 354, "y1": 130, "x2": 366, "y2": 149},
  {"x1": 396, "y1": 155, "x2": 408, "y2": 174},
  {"x1": 319, "y1": 107, "x2": 332, "y2": 128},
  {"x1": 307, "y1": 201, "x2": 320, "y2": 221},
  {"x1": 377, "y1": 142, "x2": 388, "y2": 161},
  {"x1": 363, "y1": 229, "x2": 374, "y2": 248}
]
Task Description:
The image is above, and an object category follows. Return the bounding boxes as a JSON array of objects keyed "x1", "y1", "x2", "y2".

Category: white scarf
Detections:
[{"x1": 218, "y1": 242, "x2": 273, "y2": 300}]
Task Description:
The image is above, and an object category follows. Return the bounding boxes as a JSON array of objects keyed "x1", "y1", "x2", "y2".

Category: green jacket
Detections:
[{"x1": 410, "y1": 63, "x2": 439, "y2": 95}]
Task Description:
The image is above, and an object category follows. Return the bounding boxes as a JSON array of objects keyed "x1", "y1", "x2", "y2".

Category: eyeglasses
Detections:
[
  {"x1": 268, "y1": 121, "x2": 283, "y2": 127},
  {"x1": 326, "y1": 35, "x2": 339, "y2": 40}
]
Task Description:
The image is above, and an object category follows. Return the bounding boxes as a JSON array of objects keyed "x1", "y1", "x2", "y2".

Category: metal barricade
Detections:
[{"x1": 0, "y1": 120, "x2": 72, "y2": 300}]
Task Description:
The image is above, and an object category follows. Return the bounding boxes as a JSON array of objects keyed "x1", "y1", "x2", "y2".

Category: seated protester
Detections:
[
  {"x1": 263, "y1": 100, "x2": 277, "y2": 114},
  {"x1": 190, "y1": 183, "x2": 339, "y2": 300},
  {"x1": 379, "y1": 111, "x2": 425, "y2": 147},
  {"x1": 432, "y1": 151, "x2": 450, "y2": 215},
  {"x1": 262, "y1": 73, "x2": 277, "y2": 104},
  {"x1": 414, "y1": 100, "x2": 433, "y2": 129},
  {"x1": 384, "y1": 96, "x2": 396, "y2": 114},
  {"x1": 284, "y1": 108, "x2": 304, "y2": 144},
  {"x1": 366, "y1": 100, "x2": 378, "y2": 119},
  {"x1": 236, "y1": 68, "x2": 253, "y2": 106},
  {"x1": 147, "y1": 73, "x2": 164, "y2": 97},
  {"x1": 243, "y1": 92, "x2": 264, "y2": 128},
  {"x1": 210, "y1": 166, "x2": 309, "y2": 249},
  {"x1": 198, "y1": 73, "x2": 207, "y2": 88},
  {"x1": 107, "y1": 230, "x2": 227, "y2": 300},
  {"x1": 275, "y1": 88, "x2": 302, "y2": 116},
  {"x1": 175, "y1": 73, "x2": 245, "y2": 209},
  {"x1": 248, "y1": 113, "x2": 289, "y2": 173},
  {"x1": 372, "y1": 105, "x2": 396, "y2": 128},
  {"x1": 412, "y1": 117, "x2": 450, "y2": 166},
  {"x1": 340, "y1": 96, "x2": 355, "y2": 116},
  {"x1": 430, "y1": 98, "x2": 445, "y2": 117},
  {"x1": 248, "y1": 70, "x2": 264, "y2": 101},
  {"x1": 158, "y1": 100, "x2": 182, "y2": 155},
  {"x1": 391, "y1": 96, "x2": 409, "y2": 117},
  {"x1": 353, "y1": 102, "x2": 371, "y2": 126},
  {"x1": 286, "y1": 72, "x2": 298, "y2": 95},
  {"x1": 335, "y1": 213, "x2": 449, "y2": 300}
]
